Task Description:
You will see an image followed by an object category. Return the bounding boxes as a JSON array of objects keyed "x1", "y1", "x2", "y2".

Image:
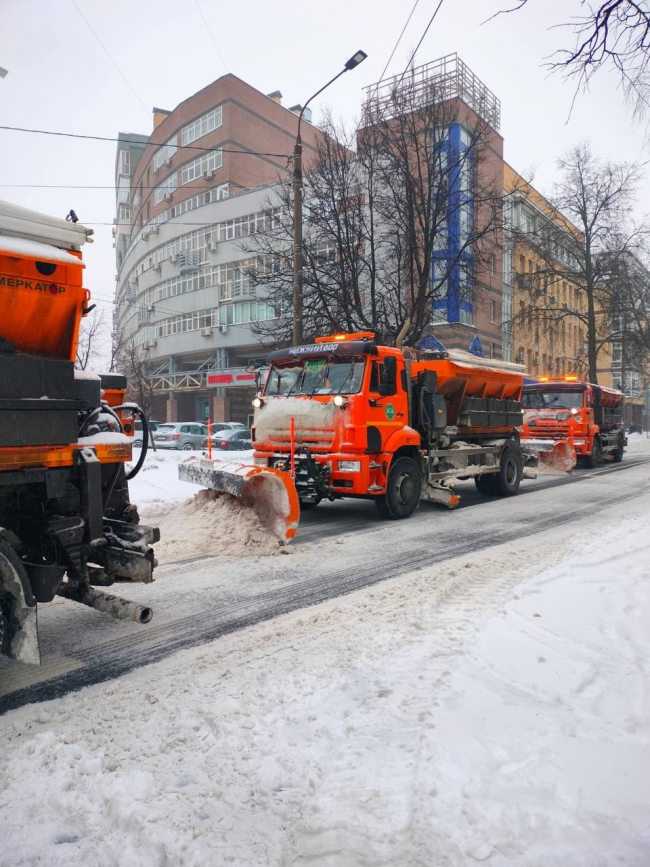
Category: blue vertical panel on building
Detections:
[{"x1": 431, "y1": 123, "x2": 474, "y2": 325}]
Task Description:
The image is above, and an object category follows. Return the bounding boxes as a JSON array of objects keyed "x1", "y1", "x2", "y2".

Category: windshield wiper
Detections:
[
  {"x1": 308, "y1": 364, "x2": 330, "y2": 399},
  {"x1": 285, "y1": 368, "x2": 305, "y2": 398},
  {"x1": 336, "y1": 361, "x2": 356, "y2": 394}
]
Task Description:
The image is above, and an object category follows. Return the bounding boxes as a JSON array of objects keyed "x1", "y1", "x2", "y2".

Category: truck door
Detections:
[{"x1": 365, "y1": 356, "x2": 408, "y2": 453}]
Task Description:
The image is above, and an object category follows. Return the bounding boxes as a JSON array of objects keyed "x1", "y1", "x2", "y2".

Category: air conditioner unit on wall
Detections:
[
  {"x1": 201, "y1": 327, "x2": 213, "y2": 337},
  {"x1": 163, "y1": 192, "x2": 173, "y2": 202},
  {"x1": 206, "y1": 241, "x2": 218, "y2": 253},
  {"x1": 163, "y1": 157, "x2": 172, "y2": 167},
  {"x1": 218, "y1": 324, "x2": 228, "y2": 334},
  {"x1": 203, "y1": 169, "x2": 214, "y2": 180},
  {"x1": 152, "y1": 262, "x2": 161, "y2": 272},
  {"x1": 169, "y1": 253, "x2": 178, "y2": 264}
]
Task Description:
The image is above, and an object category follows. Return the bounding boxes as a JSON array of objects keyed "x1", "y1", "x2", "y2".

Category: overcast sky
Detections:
[{"x1": 0, "y1": 0, "x2": 647, "y2": 344}]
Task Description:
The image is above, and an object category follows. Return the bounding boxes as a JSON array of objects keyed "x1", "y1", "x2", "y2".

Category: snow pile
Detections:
[
  {"x1": 144, "y1": 488, "x2": 281, "y2": 563},
  {"x1": 2, "y1": 503, "x2": 650, "y2": 865},
  {"x1": 126, "y1": 448, "x2": 253, "y2": 508}
]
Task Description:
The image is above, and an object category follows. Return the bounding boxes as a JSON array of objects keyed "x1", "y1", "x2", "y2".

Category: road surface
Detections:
[{"x1": 1, "y1": 454, "x2": 648, "y2": 713}]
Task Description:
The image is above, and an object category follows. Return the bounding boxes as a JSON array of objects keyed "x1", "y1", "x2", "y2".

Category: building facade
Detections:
[
  {"x1": 362, "y1": 54, "x2": 507, "y2": 359},
  {"x1": 114, "y1": 74, "x2": 324, "y2": 423}
]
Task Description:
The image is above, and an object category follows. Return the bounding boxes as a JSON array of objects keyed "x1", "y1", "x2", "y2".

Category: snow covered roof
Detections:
[
  {"x1": 0, "y1": 198, "x2": 93, "y2": 251},
  {"x1": 0, "y1": 235, "x2": 85, "y2": 267}
]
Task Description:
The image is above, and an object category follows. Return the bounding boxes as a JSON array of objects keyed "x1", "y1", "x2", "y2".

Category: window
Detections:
[
  {"x1": 519, "y1": 255, "x2": 525, "y2": 273},
  {"x1": 118, "y1": 203, "x2": 131, "y2": 222},
  {"x1": 153, "y1": 172, "x2": 177, "y2": 205},
  {"x1": 502, "y1": 293, "x2": 512, "y2": 332},
  {"x1": 153, "y1": 136, "x2": 178, "y2": 172},
  {"x1": 119, "y1": 149, "x2": 130, "y2": 176},
  {"x1": 459, "y1": 307, "x2": 474, "y2": 326},
  {"x1": 490, "y1": 343, "x2": 496, "y2": 359},
  {"x1": 490, "y1": 300, "x2": 496, "y2": 323},
  {"x1": 181, "y1": 149, "x2": 223, "y2": 184},
  {"x1": 181, "y1": 107, "x2": 223, "y2": 146},
  {"x1": 117, "y1": 175, "x2": 130, "y2": 204},
  {"x1": 612, "y1": 342, "x2": 622, "y2": 363},
  {"x1": 503, "y1": 248, "x2": 512, "y2": 286}
]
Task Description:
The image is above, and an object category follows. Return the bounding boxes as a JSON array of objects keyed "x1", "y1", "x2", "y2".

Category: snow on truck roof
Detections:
[
  {"x1": 0, "y1": 198, "x2": 92, "y2": 252},
  {"x1": 0, "y1": 235, "x2": 85, "y2": 267}
]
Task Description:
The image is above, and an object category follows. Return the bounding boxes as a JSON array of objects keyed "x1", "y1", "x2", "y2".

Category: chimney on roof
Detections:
[
  {"x1": 152, "y1": 107, "x2": 171, "y2": 131},
  {"x1": 267, "y1": 90, "x2": 283, "y2": 105},
  {"x1": 289, "y1": 105, "x2": 312, "y2": 124}
]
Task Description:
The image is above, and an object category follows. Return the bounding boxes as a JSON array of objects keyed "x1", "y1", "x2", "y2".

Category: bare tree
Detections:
[
  {"x1": 113, "y1": 337, "x2": 155, "y2": 416},
  {"x1": 246, "y1": 78, "x2": 504, "y2": 348},
  {"x1": 492, "y1": 1, "x2": 650, "y2": 123},
  {"x1": 510, "y1": 142, "x2": 646, "y2": 382},
  {"x1": 75, "y1": 306, "x2": 108, "y2": 370}
]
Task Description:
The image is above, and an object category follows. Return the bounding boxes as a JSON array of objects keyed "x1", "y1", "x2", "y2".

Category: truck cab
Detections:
[{"x1": 521, "y1": 376, "x2": 625, "y2": 467}]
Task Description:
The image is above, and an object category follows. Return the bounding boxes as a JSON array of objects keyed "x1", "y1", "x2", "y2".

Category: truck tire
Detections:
[
  {"x1": 0, "y1": 536, "x2": 40, "y2": 664},
  {"x1": 493, "y1": 443, "x2": 522, "y2": 497},
  {"x1": 300, "y1": 494, "x2": 322, "y2": 511},
  {"x1": 474, "y1": 473, "x2": 498, "y2": 496},
  {"x1": 612, "y1": 435, "x2": 624, "y2": 463},
  {"x1": 583, "y1": 437, "x2": 601, "y2": 469},
  {"x1": 375, "y1": 456, "x2": 422, "y2": 520}
]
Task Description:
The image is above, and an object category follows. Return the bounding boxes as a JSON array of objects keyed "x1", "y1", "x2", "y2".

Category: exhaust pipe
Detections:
[{"x1": 57, "y1": 584, "x2": 153, "y2": 624}]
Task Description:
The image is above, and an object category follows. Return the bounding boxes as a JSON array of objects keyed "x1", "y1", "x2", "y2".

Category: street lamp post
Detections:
[{"x1": 292, "y1": 50, "x2": 367, "y2": 347}]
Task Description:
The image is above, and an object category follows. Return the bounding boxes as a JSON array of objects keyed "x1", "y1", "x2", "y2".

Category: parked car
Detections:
[
  {"x1": 210, "y1": 428, "x2": 252, "y2": 451},
  {"x1": 153, "y1": 422, "x2": 208, "y2": 450},
  {"x1": 132, "y1": 419, "x2": 161, "y2": 448},
  {"x1": 201, "y1": 422, "x2": 249, "y2": 447}
]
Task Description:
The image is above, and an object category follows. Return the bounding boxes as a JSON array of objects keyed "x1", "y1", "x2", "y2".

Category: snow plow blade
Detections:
[
  {"x1": 522, "y1": 439, "x2": 576, "y2": 473},
  {"x1": 178, "y1": 458, "x2": 300, "y2": 544}
]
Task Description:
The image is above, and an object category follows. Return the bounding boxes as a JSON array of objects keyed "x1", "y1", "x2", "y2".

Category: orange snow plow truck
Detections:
[
  {"x1": 0, "y1": 199, "x2": 159, "y2": 665},
  {"x1": 521, "y1": 376, "x2": 626, "y2": 469},
  {"x1": 181, "y1": 332, "x2": 570, "y2": 535}
]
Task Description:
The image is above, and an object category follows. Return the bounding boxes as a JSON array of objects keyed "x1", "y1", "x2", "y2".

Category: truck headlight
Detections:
[
  {"x1": 333, "y1": 395, "x2": 347, "y2": 407},
  {"x1": 252, "y1": 397, "x2": 263, "y2": 408},
  {"x1": 338, "y1": 460, "x2": 361, "y2": 472}
]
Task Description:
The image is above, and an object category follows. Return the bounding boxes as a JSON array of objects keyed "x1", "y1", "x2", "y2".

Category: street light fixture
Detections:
[{"x1": 292, "y1": 50, "x2": 367, "y2": 347}]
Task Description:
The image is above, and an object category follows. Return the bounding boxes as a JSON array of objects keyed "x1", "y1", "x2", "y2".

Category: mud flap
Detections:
[
  {"x1": 0, "y1": 536, "x2": 41, "y2": 665},
  {"x1": 178, "y1": 458, "x2": 301, "y2": 544}
]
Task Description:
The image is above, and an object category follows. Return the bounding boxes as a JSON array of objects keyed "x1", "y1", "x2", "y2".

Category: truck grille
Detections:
[
  {"x1": 264, "y1": 429, "x2": 335, "y2": 452},
  {"x1": 530, "y1": 423, "x2": 571, "y2": 439}
]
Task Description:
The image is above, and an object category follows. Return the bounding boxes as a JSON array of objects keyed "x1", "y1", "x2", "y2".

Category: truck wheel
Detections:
[
  {"x1": 375, "y1": 457, "x2": 422, "y2": 520},
  {"x1": 474, "y1": 474, "x2": 497, "y2": 496},
  {"x1": 0, "y1": 536, "x2": 40, "y2": 664},
  {"x1": 493, "y1": 443, "x2": 522, "y2": 497},
  {"x1": 583, "y1": 437, "x2": 601, "y2": 469},
  {"x1": 612, "y1": 435, "x2": 624, "y2": 463},
  {"x1": 300, "y1": 494, "x2": 322, "y2": 511}
]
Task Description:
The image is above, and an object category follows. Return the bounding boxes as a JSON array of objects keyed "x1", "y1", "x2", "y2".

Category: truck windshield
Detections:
[
  {"x1": 264, "y1": 358, "x2": 366, "y2": 396},
  {"x1": 522, "y1": 390, "x2": 584, "y2": 409}
]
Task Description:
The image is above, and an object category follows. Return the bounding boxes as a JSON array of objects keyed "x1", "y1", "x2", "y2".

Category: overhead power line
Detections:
[
  {"x1": 71, "y1": 0, "x2": 149, "y2": 116},
  {"x1": 194, "y1": 0, "x2": 228, "y2": 74},
  {"x1": 0, "y1": 125, "x2": 291, "y2": 159}
]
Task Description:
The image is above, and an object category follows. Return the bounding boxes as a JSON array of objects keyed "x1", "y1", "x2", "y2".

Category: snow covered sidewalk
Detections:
[{"x1": 1, "y1": 479, "x2": 650, "y2": 864}]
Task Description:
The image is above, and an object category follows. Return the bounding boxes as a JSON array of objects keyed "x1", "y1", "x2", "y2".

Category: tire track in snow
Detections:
[{"x1": 2, "y1": 464, "x2": 648, "y2": 714}]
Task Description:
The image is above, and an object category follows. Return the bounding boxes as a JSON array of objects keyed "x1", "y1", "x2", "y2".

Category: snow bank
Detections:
[
  {"x1": 125, "y1": 449, "x2": 282, "y2": 563},
  {"x1": 126, "y1": 448, "x2": 254, "y2": 508},
  {"x1": 145, "y1": 488, "x2": 281, "y2": 563},
  {"x1": 2, "y1": 499, "x2": 650, "y2": 865}
]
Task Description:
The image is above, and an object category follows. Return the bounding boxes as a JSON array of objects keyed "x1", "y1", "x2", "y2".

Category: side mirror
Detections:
[{"x1": 379, "y1": 356, "x2": 397, "y2": 396}]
